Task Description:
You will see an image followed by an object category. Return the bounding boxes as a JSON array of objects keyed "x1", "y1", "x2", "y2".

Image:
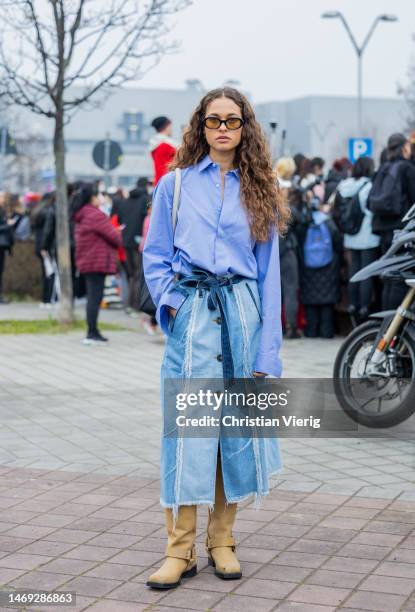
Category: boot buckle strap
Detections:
[
  {"x1": 166, "y1": 550, "x2": 194, "y2": 561},
  {"x1": 206, "y1": 535, "x2": 236, "y2": 550},
  {"x1": 165, "y1": 547, "x2": 194, "y2": 561}
]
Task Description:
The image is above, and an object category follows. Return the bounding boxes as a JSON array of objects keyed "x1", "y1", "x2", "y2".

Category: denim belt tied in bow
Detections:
[{"x1": 169, "y1": 268, "x2": 245, "y2": 382}]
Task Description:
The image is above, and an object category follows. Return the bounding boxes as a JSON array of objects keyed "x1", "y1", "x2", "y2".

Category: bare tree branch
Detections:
[
  {"x1": 399, "y1": 34, "x2": 415, "y2": 131},
  {"x1": 65, "y1": 0, "x2": 86, "y2": 68},
  {"x1": 25, "y1": 0, "x2": 54, "y2": 98},
  {"x1": 0, "y1": 0, "x2": 190, "y2": 116},
  {"x1": 0, "y1": 0, "x2": 191, "y2": 323}
]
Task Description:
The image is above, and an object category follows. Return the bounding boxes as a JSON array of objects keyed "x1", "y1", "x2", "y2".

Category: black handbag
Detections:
[
  {"x1": 138, "y1": 169, "x2": 182, "y2": 318},
  {"x1": 138, "y1": 264, "x2": 156, "y2": 315}
]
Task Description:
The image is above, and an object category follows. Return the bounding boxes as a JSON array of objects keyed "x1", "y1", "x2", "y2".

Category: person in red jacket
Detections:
[
  {"x1": 73, "y1": 184, "x2": 122, "y2": 344},
  {"x1": 149, "y1": 116, "x2": 177, "y2": 185}
]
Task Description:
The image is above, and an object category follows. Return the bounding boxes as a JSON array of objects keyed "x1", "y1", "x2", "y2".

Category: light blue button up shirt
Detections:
[{"x1": 143, "y1": 155, "x2": 283, "y2": 377}]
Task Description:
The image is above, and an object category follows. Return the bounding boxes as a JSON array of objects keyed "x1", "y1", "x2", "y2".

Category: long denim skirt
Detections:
[{"x1": 160, "y1": 275, "x2": 283, "y2": 513}]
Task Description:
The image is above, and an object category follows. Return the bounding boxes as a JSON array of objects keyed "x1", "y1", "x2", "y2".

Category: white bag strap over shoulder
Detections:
[{"x1": 172, "y1": 168, "x2": 182, "y2": 233}]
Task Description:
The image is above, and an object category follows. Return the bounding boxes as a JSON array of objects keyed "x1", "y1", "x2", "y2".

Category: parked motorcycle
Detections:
[{"x1": 333, "y1": 204, "x2": 415, "y2": 428}]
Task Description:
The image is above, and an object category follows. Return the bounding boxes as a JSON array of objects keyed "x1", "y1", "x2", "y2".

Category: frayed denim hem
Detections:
[
  {"x1": 160, "y1": 464, "x2": 283, "y2": 517},
  {"x1": 226, "y1": 465, "x2": 284, "y2": 509},
  {"x1": 160, "y1": 498, "x2": 215, "y2": 524},
  {"x1": 160, "y1": 498, "x2": 215, "y2": 509}
]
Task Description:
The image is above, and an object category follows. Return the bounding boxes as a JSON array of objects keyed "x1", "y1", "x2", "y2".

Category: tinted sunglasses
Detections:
[{"x1": 203, "y1": 116, "x2": 244, "y2": 130}]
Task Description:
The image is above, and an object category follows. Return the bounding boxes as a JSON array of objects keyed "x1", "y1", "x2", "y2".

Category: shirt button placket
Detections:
[{"x1": 214, "y1": 164, "x2": 220, "y2": 189}]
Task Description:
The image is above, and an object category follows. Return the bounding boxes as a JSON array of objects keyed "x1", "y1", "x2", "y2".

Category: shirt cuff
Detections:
[
  {"x1": 157, "y1": 289, "x2": 186, "y2": 335},
  {"x1": 254, "y1": 353, "x2": 283, "y2": 378}
]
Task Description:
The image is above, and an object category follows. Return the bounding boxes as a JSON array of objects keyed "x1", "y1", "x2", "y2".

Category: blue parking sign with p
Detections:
[{"x1": 349, "y1": 138, "x2": 373, "y2": 163}]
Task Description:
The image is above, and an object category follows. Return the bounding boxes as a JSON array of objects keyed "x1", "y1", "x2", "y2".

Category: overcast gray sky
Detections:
[{"x1": 138, "y1": 0, "x2": 414, "y2": 103}]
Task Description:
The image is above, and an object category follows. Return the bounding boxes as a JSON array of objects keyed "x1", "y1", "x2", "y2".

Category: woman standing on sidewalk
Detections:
[
  {"x1": 73, "y1": 185, "x2": 122, "y2": 344},
  {"x1": 143, "y1": 87, "x2": 289, "y2": 589}
]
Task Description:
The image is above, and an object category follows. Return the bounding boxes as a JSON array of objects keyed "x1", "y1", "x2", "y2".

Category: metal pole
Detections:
[
  {"x1": 356, "y1": 17, "x2": 381, "y2": 135},
  {"x1": 280, "y1": 129, "x2": 287, "y2": 157},
  {"x1": 357, "y1": 52, "x2": 362, "y2": 134},
  {"x1": 269, "y1": 122, "x2": 278, "y2": 163},
  {"x1": 337, "y1": 14, "x2": 361, "y2": 135},
  {"x1": 104, "y1": 133, "x2": 111, "y2": 189},
  {"x1": 328, "y1": 14, "x2": 385, "y2": 136},
  {"x1": 0, "y1": 128, "x2": 7, "y2": 190}
]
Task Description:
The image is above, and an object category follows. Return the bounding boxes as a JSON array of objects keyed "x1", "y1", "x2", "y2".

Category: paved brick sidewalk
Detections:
[
  {"x1": 0, "y1": 465, "x2": 415, "y2": 611},
  {"x1": 0, "y1": 304, "x2": 414, "y2": 610}
]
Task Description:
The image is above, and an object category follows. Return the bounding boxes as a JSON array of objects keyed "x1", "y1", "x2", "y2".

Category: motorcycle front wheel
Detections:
[{"x1": 333, "y1": 320, "x2": 415, "y2": 428}]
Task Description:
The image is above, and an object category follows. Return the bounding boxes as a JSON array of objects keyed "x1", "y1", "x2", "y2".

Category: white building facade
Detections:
[{"x1": 2, "y1": 82, "x2": 408, "y2": 191}]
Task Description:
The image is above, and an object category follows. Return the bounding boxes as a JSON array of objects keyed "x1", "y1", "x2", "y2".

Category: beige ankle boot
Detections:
[
  {"x1": 147, "y1": 505, "x2": 197, "y2": 589},
  {"x1": 206, "y1": 456, "x2": 242, "y2": 580}
]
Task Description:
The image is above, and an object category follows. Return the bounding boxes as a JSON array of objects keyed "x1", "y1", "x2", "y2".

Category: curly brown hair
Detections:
[{"x1": 170, "y1": 87, "x2": 290, "y2": 241}]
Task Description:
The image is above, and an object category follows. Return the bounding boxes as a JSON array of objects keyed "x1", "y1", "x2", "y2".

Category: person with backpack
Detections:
[
  {"x1": 143, "y1": 87, "x2": 290, "y2": 590},
  {"x1": 369, "y1": 133, "x2": 415, "y2": 309},
  {"x1": 335, "y1": 157, "x2": 380, "y2": 323},
  {"x1": 297, "y1": 195, "x2": 343, "y2": 338},
  {"x1": 369, "y1": 133, "x2": 415, "y2": 253}
]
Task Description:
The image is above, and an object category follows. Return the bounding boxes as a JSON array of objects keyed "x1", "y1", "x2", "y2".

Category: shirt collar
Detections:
[
  {"x1": 197, "y1": 155, "x2": 213, "y2": 173},
  {"x1": 197, "y1": 155, "x2": 239, "y2": 177}
]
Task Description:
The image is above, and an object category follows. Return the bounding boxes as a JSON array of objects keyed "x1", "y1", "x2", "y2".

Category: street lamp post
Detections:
[
  {"x1": 0, "y1": 127, "x2": 9, "y2": 190},
  {"x1": 269, "y1": 121, "x2": 278, "y2": 162},
  {"x1": 321, "y1": 11, "x2": 398, "y2": 134}
]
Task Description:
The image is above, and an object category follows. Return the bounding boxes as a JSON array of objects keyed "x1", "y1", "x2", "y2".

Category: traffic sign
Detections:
[
  {"x1": 92, "y1": 139, "x2": 123, "y2": 171},
  {"x1": 348, "y1": 138, "x2": 373, "y2": 163}
]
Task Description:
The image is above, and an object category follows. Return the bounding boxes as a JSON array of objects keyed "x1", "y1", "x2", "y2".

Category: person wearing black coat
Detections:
[
  {"x1": 279, "y1": 202, "x2": 303, "y2": 339},
  {"x1": 276, "y1": 157, "x2": 302, "y2": 338},
  {"x1": 0, "y1": 194, "x2": 17, "y2": 304},
  {"x1": 371, "y1": 134, "x2": 415, "y2": 310},
  {"x1": 41, "y1": 203, "x2": 56, "y2": 256},
  {"x1": 31, "y1": 193, "x2": 56, "y2": 305},
  {"x1": 372, "y1": 133, "x2": 415, "y2": 253},
  {"x1": 296, "y1": 208, "x2": 343, "y2": 338},
  {"x1": 279, "y1": 226, "x2": 300, "y2": 338},
  {"x1": 116, "y1": 178, "x2": 149, "y2": 311}
]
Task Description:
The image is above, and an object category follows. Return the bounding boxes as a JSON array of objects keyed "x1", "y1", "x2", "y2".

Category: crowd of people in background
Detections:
[
  {"x1": 276, "y1": 131, "x2": 415, "y2": 339},
  {"x1": 1, "y1": 121, "x2": 415, "y2": 344},
  {"x1": 0, "y1": 114, "x2": 175, "y2": 343}
]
